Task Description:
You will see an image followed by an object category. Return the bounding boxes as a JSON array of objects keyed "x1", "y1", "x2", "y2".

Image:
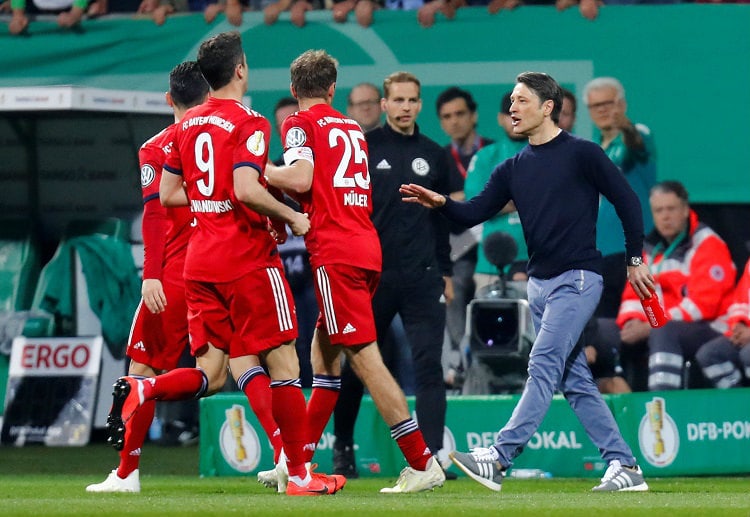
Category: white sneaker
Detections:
[
  {"x1": 86, "y1": 469, "x2": 140, "y2": 493},
  {"x1": 592, "y1": 460, "x2": 649, "y2": 492},
  {"x1": 275, "y1": 451, "x2": 289, "y2": 493},
  {"x1": 257, "y1": 467, "x2": 278, "y2": 489},
  {"x1": 380, "y1": 456, "x2": 446, "y2": 494}
]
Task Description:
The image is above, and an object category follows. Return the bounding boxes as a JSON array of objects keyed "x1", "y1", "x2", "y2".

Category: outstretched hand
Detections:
[{"x1": 399, "y1": 183, "x2": 446, "y2": 209}]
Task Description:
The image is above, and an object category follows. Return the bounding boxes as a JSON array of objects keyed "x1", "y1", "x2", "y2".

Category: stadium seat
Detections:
[
  {"x1": 0, "y1": 219, "x2": 43, "y2": 418},
  {"x1": 27, "y1": 217, "x2": 140, "y2": 350},
  {"x1": 21, "y1": 218, "x2": 140, "y2": 430},
  {"x1": 63, "y1": 217, "x2": 129, "y2": 242},
  {"x1": 0, "y1": 354, "x2": 7, "y2": 416},
  {"x1": 0, "y1": 218, "x2": 41, "y2": 312}
]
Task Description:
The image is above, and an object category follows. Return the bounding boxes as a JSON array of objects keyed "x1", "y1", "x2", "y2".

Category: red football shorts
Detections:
[
  {"x1": 126, "y1": 271, "x2": 188, "y2": 372},
  {"x1": 313, "y1": 264, "x2": 379, "y2": 346},
  {"x1": 185, "y1": 267, "x2": 298, "y2": 358}
]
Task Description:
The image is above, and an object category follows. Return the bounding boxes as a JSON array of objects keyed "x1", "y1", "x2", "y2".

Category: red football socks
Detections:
[
  {"x1": 116, "y1": 398, "x2": 155, "y2": 478},
  {"x1": 271, "y1": 383, "x2": 308, "y2": 478},
  {"x1": 240, "y1": 370, "x2": 283, "y2": 463},
  {"x1": 391, "y1": 419, "x2": 431, "y2": 471},
  {"x1": 143, "y1": 368, "x2": 206, "y2": 401},
  {"x1": 304, "y1": 376, "x2": 341, "y2": 463}
]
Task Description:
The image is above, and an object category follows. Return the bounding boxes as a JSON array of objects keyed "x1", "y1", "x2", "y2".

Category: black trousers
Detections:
[{"x1": 333, "y1": 266, "x2": 447, "y2": 454}]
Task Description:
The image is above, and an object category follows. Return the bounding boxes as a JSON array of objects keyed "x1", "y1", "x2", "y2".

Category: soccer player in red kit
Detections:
[
  {"x1": 87, "y1": 61, "x2": 286, "y2": 494},
  {"x1": 106, "y1": 32, "x2": 341, "y2": 496},
  {"x1": 86, "y1": 61, "x2": 209, "y2": 494},
  {"x1": 265, "y1": 49, "x2": 445, "y2": 493}
]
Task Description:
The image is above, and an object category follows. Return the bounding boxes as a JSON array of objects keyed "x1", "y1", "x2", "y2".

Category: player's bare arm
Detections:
[
  {"x1": 399, "y1": 183, "x2": 447, "y2": 209},
  {"x1": 234, "y1": 166, "x2": 311, "y2": 236},
  {"x1": 159, "y1": 169, "x2": 190, "y2": 207},
  {"x1": 265, "y1": 159, "x2": 314, "y2": 195}
]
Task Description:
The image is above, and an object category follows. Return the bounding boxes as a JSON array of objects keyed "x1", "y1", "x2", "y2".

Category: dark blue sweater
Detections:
[{"x1": 441, "y1": 131, "x2": 644, "y2": 279}]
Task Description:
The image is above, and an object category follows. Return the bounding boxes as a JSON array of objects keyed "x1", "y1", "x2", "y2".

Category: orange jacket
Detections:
[
  {"x1": 616, "y1": 210, "x2": 736, "y2": 328},
  {"x1": 724, "y1": 258, "x2": 750, "y2": 335}
]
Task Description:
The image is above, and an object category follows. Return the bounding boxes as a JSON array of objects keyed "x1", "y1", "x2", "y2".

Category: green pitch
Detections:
[{"x1": 1, "y1": 444, "x2": 748, "y2": 516}]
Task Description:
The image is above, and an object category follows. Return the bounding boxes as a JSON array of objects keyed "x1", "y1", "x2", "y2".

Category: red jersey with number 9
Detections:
[
  {"x1": 281, "y1": 103, "x2": 381, "y2": 272},
  {"x1": 164, "y1": 97, "x2": 282, "y2": 283}
]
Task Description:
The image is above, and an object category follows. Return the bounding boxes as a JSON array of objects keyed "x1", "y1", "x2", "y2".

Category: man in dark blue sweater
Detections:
[{"x1": 400, "y1": 72, "x2": 653, "y2": 493}]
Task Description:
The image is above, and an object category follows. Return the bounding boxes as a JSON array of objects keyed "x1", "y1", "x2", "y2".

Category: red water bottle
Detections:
[{"x1": 641, "y1": 289, "x2": 668, "y2": 328}]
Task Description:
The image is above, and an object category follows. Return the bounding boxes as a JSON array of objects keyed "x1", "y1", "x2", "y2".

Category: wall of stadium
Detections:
[
  {"x1": 0, "y1": 5, "x2": 749, "y2": 204},
  {"x1": 200, "y1": 389, "x2": 750, "y2": 478}
]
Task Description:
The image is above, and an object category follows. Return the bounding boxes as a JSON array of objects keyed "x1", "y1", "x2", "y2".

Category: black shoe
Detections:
[{"x1": 332, "y1": 441, "x2": 359, "y2": 478}]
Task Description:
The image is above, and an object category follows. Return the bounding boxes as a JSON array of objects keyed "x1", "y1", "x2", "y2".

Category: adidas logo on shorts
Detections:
[{"x1": 342, "y1": 323, "x2": 357, "y2": 334}]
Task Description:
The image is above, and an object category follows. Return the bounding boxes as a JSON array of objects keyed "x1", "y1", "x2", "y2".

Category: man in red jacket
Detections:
[
  {"x1": 592, "y1": 180, "x2": 735, "y2": 391},
  {"x1": 695, "y1": 258, "x2": 750, "y2": 388}
]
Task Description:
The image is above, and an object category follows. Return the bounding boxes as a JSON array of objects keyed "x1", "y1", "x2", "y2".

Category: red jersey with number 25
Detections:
[
  {"x1": 164, "y1": 97, "x2": 281, "y2": 283},
  {"x1": 281, "y1": 103, "x2": 381, "y2": 272}
]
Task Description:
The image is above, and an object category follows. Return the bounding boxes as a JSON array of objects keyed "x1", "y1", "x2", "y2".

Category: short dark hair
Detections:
[
  {"x1": 274, "y1": 96, "x2": 298, "y2": 115},
  {"x1": 500, "y1": 91, "x2": 513, "y2": 114},
  {"x1": 290, "y1": 50, "x2": 338, "y2": 99},
  {"x1": 169, "y1": 61, "x2": 209, "y2": 109},
  {"x1": 651, "y1": 180, "x2": 689, "y2": 204},
  {"x1": 516, "y1": 72, "x2": 563, "y2": 124},
  {"x1": 197, "y1": 31, "x2": 244, "y2": 91},
  {"x1": 561, "y1": 87, "x2": 577, "y2": 114},
  {"x1": 436, "y1": 86, "x2": 477, "y2": 115}
]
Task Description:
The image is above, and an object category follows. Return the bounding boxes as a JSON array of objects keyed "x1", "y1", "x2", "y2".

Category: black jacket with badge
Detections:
[{"x1": 368, "y1": 122, "x2": 453, "y2": 278}]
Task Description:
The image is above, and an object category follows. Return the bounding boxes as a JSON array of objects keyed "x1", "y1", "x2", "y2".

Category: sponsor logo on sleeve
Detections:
[
  {"x1": 140, "y1": 164, "x2": 156, "y2": 187},
  {"x1": 285, "y1": 127, "x2": 306, "y2": 148}
]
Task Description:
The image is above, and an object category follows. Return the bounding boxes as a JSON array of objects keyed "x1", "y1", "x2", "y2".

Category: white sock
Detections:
[{"x1": 289, "y1": 472, "x2": 312, "y2": 486}]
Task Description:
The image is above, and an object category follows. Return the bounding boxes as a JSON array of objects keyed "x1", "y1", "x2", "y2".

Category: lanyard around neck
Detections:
[
  {"x1": 450, "y1": 135, "x2": 483, "y2": 179},
  {"x1": 651, "y1": 229, "x2": 687, "y2": 274}
]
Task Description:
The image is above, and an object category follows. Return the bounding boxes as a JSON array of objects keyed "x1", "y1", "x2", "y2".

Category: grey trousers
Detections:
[{"x1": 493, "y1": 269, "x2": 636, "y2": 468}]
